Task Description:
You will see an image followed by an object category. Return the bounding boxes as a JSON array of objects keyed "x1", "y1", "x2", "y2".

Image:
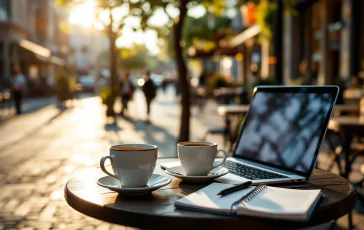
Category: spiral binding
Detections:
[{"x1": 230, "y1": 184, "x2": 268, "y2": 212}]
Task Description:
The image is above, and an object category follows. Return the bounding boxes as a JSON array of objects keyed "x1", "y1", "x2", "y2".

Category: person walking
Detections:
[
  {"x1": 142, "y1": 71, "x2": 156, "y2": 122},
  {"x1": 10, "y1": 68, "x2": 26, "y2": 115},
  {"x1": 119, "y1": 72, "x2": 134, "y2": 117}
]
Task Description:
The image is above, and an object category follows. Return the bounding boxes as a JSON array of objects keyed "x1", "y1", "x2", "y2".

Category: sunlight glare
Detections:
[
  {"x1": 69, "y1": 0, "x2": 96, "y2": 28},
  {"x1": 138, "y1": 79, "x2": 145, "y2": 86},
  {"x1": 94, "y1": 21, "x2": 104, "y2": 30}
]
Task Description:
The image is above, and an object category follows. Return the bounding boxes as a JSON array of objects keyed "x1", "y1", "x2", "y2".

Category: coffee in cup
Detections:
[
  {"x1": 100, "y1": 144, "x2": 157, "y2": 187},
  {"x1": 177, "y1": 141, "x2": 227, "y2": 176}
]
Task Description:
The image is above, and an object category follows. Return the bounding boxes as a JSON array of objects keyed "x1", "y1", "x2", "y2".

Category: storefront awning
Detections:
[
  {"x1": 35, "y1": 54, "x2": 66, "y2": 66},
  {"x1": 19, "y1": 39, "x2": 51, "y2": 58},
  {"x1": 19, "y1": 39, "x2": 66, "y2": 66},
  {"x1": 229, "y1": 24, "x2": 261, "y2": 47}
]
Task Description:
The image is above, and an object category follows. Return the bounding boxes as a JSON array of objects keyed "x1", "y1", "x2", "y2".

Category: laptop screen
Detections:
[{"x1": 234, "y1": 86, "x2": 338, "y2": 177}]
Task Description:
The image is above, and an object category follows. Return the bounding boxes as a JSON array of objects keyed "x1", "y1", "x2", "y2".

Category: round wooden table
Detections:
[{"x1": 65, "y1": 158, "x2": 357, "y2": 230}]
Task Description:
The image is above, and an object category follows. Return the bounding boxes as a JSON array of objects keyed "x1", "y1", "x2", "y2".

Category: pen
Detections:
[{"x1": 217, "y1": 181, "x2": 252, "y2": 196}]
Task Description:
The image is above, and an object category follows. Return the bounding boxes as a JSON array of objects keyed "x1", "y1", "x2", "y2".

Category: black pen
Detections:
[{"x1": 217, "y1": 181, "x2": 252, "y2": 196}]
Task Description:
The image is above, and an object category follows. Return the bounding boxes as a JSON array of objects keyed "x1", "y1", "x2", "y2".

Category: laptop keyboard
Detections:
[{"x1": 222, "y1": 161, "x2": 288, "y2": 180}]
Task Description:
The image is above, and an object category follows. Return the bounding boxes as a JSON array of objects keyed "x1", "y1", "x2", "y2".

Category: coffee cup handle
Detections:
[
  {"x1": 211, "y1": 149, "x2": 228, "y2": 170},
  {"x1": 100, "y1": 156, "x2": 118, "y2": 179}
]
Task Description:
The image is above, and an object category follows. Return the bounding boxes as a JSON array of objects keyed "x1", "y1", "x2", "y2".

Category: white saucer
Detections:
[
  {"x1": 165, "y1": 166, "x2": 228, "y2": 182},
  {"x1": 97, "y1": 174, "x2": 171, "y2": 195}
]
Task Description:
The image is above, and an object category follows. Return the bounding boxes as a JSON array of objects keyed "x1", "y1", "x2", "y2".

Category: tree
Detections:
[
  {"x1": 55, "y1": 0, "x2": 134, "y2": 115},
  {"x1": 130, "y1": 0, "x2": 226, "y2": 142},
  {"x1": 119, "y1": 44, "x2": 154, "y2": 71},
  {"x1": 183, "y1": 13, "x2": 231, "y2": 53},
  {"x1": 57, "y1": 0, "x2": 226, "y2": 141}
]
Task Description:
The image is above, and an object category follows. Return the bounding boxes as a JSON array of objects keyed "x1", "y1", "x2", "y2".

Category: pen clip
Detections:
[{"x1": 218, "y1": 181, "x2": 252, "y2": 196}]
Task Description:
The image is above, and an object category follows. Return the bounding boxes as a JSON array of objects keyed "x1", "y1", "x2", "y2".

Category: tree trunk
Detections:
[
  {"x1": 274, "y1": 0, "x2": 283, "y2": 83},
  {"x1": 174, "y1": 0, "x2": 189, "y2": 142},
  {"x1": 108, "y1": 9, "x2": 117, "y2": 114}
]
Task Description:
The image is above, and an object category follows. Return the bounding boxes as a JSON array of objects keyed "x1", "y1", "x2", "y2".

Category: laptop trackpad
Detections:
[{"x1": 215, "y1": 174, "x2": 251, "y2": 185}]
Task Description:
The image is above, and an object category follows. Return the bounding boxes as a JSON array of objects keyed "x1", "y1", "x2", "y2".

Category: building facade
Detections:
[
  {"x1": 69, "y1": 24, "x2": 109, "y2": 78},
  {"x1": 227, "y1": 0, "x2": 364, "y2": 89},
  {"x1": 0, "y1": 0, "x2": 69, "y2": 96},
  {"x1": 283, "y1": 0, "x2": 364, "y2": 86}
]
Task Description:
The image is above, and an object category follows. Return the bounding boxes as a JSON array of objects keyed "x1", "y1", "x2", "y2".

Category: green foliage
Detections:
[
  {"x1": 253, "y1": 78, "x2": 277, "y2": 87},
  {"x1": 244, "y1": 0, "x2": 297, "y2": 43},
  {"x1": 99, "y1": 85, "x2": 118, "y2": 106},
  {"x1": 182, "y1": 14, "x2": 231, "y2": 52},
  {"x1": 206, "y1": 73, "x2": 229, "y2": 89},
  {"x1": 283, "y1": 0, "x2": 298, "y2": 15},
  {"x1": 286, "y1": 77, "x2": 305, "y2": 86},
  {"x1": 119, "y1": 44, "x2": 155, "y2": 71},
  {"x1": 255, "y1": 0, "x2": 276, "y2": 42},
  {"x1": 54, "y1": 67, "x2": 75, "y2": 101},
  {"x1": 335, "y1": 77, "x2": 348, "y2": 88}
]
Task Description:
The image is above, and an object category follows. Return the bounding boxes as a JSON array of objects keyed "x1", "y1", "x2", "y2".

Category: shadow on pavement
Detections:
[
  {"x1": 0, "y1": 107, "x2": 70, "y2": 152},
  {"x1": 104, "y1": 123, "x2": 123, "y2": 132},
  {"x1": 103, "y1": 122, "x2": 123, "y2": 145},
  {"x1": 21, "y1": 93, "x2": 96, "y2": 115},
  {"x1": 127, "y1": 118, "x2": 177, "y2": 157}
]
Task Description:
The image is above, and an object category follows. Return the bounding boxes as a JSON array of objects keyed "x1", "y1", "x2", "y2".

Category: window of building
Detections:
[{"x1": 0, "y1": 0, "x2": 10, "y2": 20}]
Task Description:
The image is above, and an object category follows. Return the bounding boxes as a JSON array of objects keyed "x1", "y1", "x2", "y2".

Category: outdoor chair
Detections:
[
  {"x1": 202, "y1": 126, "x2": 228, "y2": 147},
  {"x1": 323, "y1": 128, "x2": 364, "y2": 174},
  {"x1": 0, "y1": 90, "x2": 12, "y2": 118},
  {"x1": 354, "y1": 164, "x2": 364, "y2": 203}
]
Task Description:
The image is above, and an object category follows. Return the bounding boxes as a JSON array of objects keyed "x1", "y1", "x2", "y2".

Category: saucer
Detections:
[
  {"x1": 165, "y1": 166, "x2": 228, "y2": 182},
  {"x1": 97, "y1": 174, "x2": 171, "y2": 195}
]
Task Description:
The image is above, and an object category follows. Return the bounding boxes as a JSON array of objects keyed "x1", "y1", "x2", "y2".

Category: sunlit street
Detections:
[{"x1": 0, "y1": 88, "x2": 226, "y2": 229}]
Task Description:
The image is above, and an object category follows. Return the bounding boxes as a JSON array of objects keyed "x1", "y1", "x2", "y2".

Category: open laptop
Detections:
[
  {"x1": 162, "y1": 86, "x2": 339, "y2": 185},
  {"x1": 217, "y1": 86, "x2": 339, "y2": 185}
]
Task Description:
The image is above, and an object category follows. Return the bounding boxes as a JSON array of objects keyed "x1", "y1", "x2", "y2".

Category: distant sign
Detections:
[{"x1": 327, "y1": 21, "x2": 343, "y2": 51}]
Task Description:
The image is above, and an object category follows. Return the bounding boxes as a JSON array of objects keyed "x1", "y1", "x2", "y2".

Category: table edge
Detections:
[{"x1": 64, "y1": 161, "x2": 358, "y2": 229}]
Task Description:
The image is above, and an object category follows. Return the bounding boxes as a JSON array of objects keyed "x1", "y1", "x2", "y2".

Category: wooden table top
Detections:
[
  {"x1": 65, "y1": 158, "x2": 357, "y2": 230},
  {"x1": 334, "y1": 104, "x2": 360, "y2": 112},
  {"x1": 328, "y1": 116, "x2": 364, "y2": 133},
  {"x1": 217, "y1": 104, "x2": 250, "y2": 116},
  {"x1": 213, "y1": 87, "x2": 245, "y2": 97}
]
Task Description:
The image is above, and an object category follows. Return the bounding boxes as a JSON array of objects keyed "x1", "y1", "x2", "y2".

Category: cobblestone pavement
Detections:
[
  {"x1": 0, "y1": 96, "x2": 57, "y2": 122},
  {"x1": 0, "y1": 88, "x2": 226, "y2": 230},
  {"x1": 0, "y1": 87, "x2": 363, "y2": 229}
]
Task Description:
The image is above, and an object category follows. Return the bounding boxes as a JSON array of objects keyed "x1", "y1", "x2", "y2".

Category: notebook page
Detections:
[
  {"x1": 240, "y1": 186, "x2": 321, "y2": 215},
  {"x1": 175, "y1": 183, "x2": 255, "y2": 214}
]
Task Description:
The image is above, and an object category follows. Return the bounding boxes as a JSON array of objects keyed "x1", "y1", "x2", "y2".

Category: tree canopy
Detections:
[
  {"x1": 56, "y1": 0, "x2": 228, "y2": 141},
  {"x1": 119, "y1": 44, "x2": 154, "y2": 71},
  {"x1": 183, "y1": 13, "x2": 231, "y2": 52}
]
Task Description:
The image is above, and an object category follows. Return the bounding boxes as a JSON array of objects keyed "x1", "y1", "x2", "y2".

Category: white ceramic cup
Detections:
[
  {"x1": 100, "y1": 144, "x2": 157, "y2": 188},
  {"x1": 177, "y1": 141, "x2": 228, "y2": 176}
]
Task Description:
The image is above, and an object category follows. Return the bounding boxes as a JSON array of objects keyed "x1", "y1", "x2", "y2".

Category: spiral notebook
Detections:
[{"x1": 175, "y1": 183, "x2": 323, "y2": 222}]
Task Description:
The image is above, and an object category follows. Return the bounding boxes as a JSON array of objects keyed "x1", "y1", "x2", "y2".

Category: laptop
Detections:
[
  {"x1": 162, "y1": 86, "x2": 339, "y2": 185},
  {"x1": 217, "y1": 85, "x2": 339, "y2": 185}
]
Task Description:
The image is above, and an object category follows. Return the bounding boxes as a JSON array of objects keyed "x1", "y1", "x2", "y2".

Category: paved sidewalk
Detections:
[
  {"x1": 0, "y1": 96, "x2": 57, "y2": 123},
  {"x1": 0, "y1": 87, "x2": 226, "y2": 229}
]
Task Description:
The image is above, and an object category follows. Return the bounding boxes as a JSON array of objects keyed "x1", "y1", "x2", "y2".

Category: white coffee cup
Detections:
[
  {"x1": 100, "y1": 144, "x2": 157, "y2": 187},
  {"x1": 177, "y1": 141, "x2": 228, "y2": 176}
]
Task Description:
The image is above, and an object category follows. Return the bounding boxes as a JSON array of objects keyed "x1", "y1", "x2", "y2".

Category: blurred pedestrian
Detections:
[
  {"x1": 142, "y1": 71, "x2": 156, "y2": 122},
  {"x1": 10, "y1": 67, "x2": 26, "y2": 115},
  {"x1": 119, "y1": 72, "x2": 135, "y2": 117},
  {"x1": 161, "y1": 78, "x2": 168, "y2": 93},
  {"x1": 198, "y1": 70, "x2": 207, "y2": 86}
]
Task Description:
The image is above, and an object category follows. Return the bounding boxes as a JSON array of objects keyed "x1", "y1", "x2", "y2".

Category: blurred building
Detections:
[
  {"x1": 69, "y1": 24, "x2": 109, "y2": 79},
  {"x1": 234, "y1": 0, "x2": 364, "y2": 86},
  {"x1": 0, "y1": 0, "x2": 69, "y2": 96},
  {"x1": 283, "y1": 0, "x2": 364, "y2": 86},
  {"x1": 189, "y1": 0, "x2": 364, "y2": 88}
]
